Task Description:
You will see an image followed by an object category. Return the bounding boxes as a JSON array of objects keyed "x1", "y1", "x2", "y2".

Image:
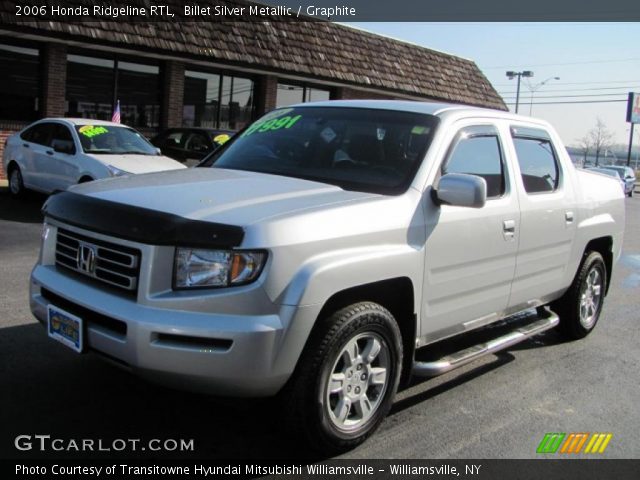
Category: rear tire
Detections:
[
  {"x1": 8, "y1": 165, "x2": 25, "y2": 198},
  {"x1": 282, "y1": 302, "x2": 402, "y2": 454},
  {"x1": 552, "y1": 251, "x2": 606, "y2": 340}
]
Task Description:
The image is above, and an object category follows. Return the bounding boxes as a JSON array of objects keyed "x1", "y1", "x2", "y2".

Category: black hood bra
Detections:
[{"x1": 43, "y1": 191, "x2": 244, "y2": 248}]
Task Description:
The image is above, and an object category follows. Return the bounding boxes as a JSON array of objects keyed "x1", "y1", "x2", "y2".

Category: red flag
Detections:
[{"x1": 112, "y1": 100, "x2": 121, "y2": 124}]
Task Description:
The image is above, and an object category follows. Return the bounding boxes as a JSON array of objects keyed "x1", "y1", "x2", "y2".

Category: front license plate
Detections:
[{"x1": 47, "y1": 305, "x2": 83, "y2": 353}]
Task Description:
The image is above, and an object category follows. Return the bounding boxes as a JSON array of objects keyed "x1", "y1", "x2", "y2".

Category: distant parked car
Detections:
[
  {"x1": 151, "y1": 128, "x2": 235, "y2": 166},
  {"x1": 3, "y1": 118, "x2": 186, "y2": 197},
  {"x1": 585, "y1": 167, "x2": 626, "y2": 195},
  {"x1": 600, "y1": 165, "x2": 635, "y2": 197}
]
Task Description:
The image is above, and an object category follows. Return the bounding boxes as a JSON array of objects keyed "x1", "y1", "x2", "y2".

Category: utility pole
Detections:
[
  {"x1": 506, "y1": 70, "x2": 534, "y2": 114},
  {"x1": 627, "y1": 123, "x2": 635, "y2": 167}
]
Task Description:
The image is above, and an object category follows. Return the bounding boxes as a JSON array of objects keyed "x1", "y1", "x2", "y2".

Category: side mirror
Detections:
[
  {"x1": 51, "y1": 139, "x2": 75, "y2": 155},
  {"x1": 155, "y1": 147, "x2": 162, "y2": 155},
  {"x1": 433, "y1": 173, "x2": 487, "y2": 208}
]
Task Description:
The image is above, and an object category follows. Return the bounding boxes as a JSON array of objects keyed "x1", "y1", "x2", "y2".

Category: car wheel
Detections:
[
  {"x1": 283, "y1": 302, "x2": 402, "y2": 453},
  {"x1": 8, "y1": 165, "x2": 25, "y2": 198},
  {"x1": 552, "y1": 251, "x2": 606, "y2": 340}
]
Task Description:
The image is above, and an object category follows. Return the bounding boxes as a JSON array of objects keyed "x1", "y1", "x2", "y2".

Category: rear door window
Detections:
[
  {"x1": 185, "y1": 132, "x2": 211, "y2": 153},
  {"x1": 162, "y1": 130, "x2": 186, "y2": 148},
  {"x1": 21, "y1": 123, "x2": 55, "y2": 146},
  {"x1": 511, "y1": 130, "x2": 560, "y2": 194}
]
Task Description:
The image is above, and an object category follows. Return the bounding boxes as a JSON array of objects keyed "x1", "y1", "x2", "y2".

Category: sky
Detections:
[{"x1": 346, "y1": 22, "x2": 640, "y2": 152}]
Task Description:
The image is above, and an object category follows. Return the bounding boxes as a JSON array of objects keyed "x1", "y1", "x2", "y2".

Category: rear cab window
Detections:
[{"x1": 510, "y1": 126, "x2": 561, "y2": 194}]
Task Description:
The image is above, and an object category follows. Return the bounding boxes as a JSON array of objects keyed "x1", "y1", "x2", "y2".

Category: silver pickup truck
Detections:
[{"x1": 30, "y1": 101, "x2": 625, "y2": 452}]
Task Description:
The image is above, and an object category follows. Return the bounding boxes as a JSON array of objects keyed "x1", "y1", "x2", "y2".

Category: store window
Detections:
[
  {"x1": 184, "y1": 71, "x2": 255, "y2": 130},
  {"x1": 0, "y1": 43, "x2": 39, "y2": 122},
  {"x1": 65, "y1": 53, "x2": 160, "y2": 129},
  {"x1": 276, "y1": 82, "x2": 331, "y2": 108}
]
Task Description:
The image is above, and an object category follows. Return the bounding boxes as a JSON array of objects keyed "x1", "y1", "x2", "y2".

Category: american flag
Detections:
[{"x1": 112, "y1": 100, "x2": 121, "y2": 124}]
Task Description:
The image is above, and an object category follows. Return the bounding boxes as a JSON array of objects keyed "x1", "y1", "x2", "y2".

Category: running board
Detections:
[{"x1": 412, "y1": 311, "x2": 559, "y2": 377}]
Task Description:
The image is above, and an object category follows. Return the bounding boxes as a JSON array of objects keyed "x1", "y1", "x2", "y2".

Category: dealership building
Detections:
[{"x1": 0, "y1": 0, "x2": 505, "y2": 179}]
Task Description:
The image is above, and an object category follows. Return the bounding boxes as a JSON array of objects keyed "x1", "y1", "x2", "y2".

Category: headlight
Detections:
[
  {"x1": 107, "y1": 164, "x2": 130, "y2": 177},
  {"x1": 174, "y1": 248, "x2": 267, "y2": 289}
]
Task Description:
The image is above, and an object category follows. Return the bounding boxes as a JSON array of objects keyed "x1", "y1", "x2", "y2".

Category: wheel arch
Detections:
[
  {"x1": 6, "y1": 159, "x2": 19, "y2": 175},
  {"x1": 583, "y1": 236, "x2": 613, "y2": 295},
  {"x1": 311, "y1": 277, "x2": 417, "y2": 387}
]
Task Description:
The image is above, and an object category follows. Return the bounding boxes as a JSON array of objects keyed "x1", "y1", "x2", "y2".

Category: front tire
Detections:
[
  {"x1": 283, "y1": 302, "x2": 402, "y2": 453},
  {"x1": 8, "y1": 165, "x2": 25, "y2": 198},
  {"x1": 552, "y1": 251, "x2": 606, "y2": 340}
]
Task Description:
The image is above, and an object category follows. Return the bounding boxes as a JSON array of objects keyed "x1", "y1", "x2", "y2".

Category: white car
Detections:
[
  {"x1": 585, "y1": 167, "x2": 627, "y2": 195},
  {"x1": 3, "y1": 118, "x2": 186, "y2": 197},
  {"x1": 600, "y1": 165, "x2": 636, "y2": 197}
]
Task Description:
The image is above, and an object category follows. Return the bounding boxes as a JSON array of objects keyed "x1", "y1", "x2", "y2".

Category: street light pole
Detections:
[
  {"x1": 527, "y1": 76, "x2": 560, "y2": 115},
  {"x1": 627, "y1": 123, "x2": 635, "y2": 167},
  {"x1": 506, "y1": 70, "x2": 534, "y2": 114}
]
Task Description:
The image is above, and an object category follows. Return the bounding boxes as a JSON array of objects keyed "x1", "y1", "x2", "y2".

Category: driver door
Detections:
[{"x1": 421, "y1": 124, "x2": 519, "y2": 342}]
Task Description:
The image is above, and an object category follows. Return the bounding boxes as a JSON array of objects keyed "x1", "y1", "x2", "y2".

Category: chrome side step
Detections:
[{"x1": 412, "y1": 310, "x2": 559, "y2": 377}]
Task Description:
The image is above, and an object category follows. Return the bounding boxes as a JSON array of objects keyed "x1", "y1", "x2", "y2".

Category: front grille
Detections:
[{"x1": 55, "y1": 228, "x2": 141, "y2": 293}]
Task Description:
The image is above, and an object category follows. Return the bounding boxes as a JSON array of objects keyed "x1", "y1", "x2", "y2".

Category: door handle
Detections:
[
  {"x1": 503, "y1": 220, "x2": 516, "y2": 240},
  {"x1": 565, "y1": 211, "x2": 574, "y2": 224},
  {"x1": 503, "y1": 220, "x2": 516, "y2": 232},
  {"x1": 46, "y1": 150, "x2": 53, "y2": 156},
  {"x1": 23, "y1": 143, "x2": 29, "y2": 148}
]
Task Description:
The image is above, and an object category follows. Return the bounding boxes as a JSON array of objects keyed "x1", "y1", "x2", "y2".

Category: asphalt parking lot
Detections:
[{"x1": 1, "y1": 189, "x2": 638, "y2": 460}]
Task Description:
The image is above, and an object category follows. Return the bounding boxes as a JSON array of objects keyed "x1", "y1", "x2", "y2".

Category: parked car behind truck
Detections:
[
  {"x1": 3, "y1": 119, "x2": 186, "y2": 197},
  {"x1": 150, "y1": 127, "x2": 234, "y2": 166},
  {"x1": 600, "y1": 165, "x2": 636, "y2": 197},
  {"x1": 30, "y1": 101, "x2": 625, "y2": 452}
]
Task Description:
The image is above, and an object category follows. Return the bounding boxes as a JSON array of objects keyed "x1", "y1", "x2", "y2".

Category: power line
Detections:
[
  {"x1": 498, "y1": 85, "x2": 640, "y2": 95},
  {"x1": 493, "y1": 79, "x2": 640, "y2": 87},
  {"x1": 501, "y1": 93, "x2": 631, "y2": 100},
  {"x1": 484, "y1": 57, "x2": 640, "y2": 69},
  {"x1": 504, "y1": 99, "x2": 627, "y2": 105}
]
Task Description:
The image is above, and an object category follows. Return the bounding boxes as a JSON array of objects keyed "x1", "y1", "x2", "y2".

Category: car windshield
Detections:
[
  {"x1": 203, "y1": 107, "x2": 438, "y2": 194},
  {"x1": 75, "y1": 125, "x2": 157, "y2": 155}
]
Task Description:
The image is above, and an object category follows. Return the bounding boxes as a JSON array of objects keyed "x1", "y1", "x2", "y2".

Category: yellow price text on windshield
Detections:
[
  {"x1": 213, "y1": 134, "x2": 231, "y2": 145},
  {"x1": 79, "y1": 125, "x2": 109, "y2": 138}
]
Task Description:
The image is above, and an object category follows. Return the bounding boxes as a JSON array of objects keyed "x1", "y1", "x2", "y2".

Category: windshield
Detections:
[
  {"x1": 75, "y1": 125, "x2": 158, "y2": 155},
  {"x1": 203, "y1": 107, "x2": 438, "y2": 194}
]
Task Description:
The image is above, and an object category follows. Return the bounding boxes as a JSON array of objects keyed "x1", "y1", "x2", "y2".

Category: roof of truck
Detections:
[{"x1": 292, "y1": 100, "x2": 549, "y2": 125}]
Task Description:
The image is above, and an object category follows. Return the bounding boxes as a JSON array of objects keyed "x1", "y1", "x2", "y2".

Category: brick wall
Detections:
[
  {"x1": 0, "y1": 129, "x2": 20, "y2": 181},
  {"x1": 256, "y1": 75, "x2": 278, "y2": 114},
  {"x1": 162, "y1": 60, "x2": 185, "y2": 128},
  {"x1": 40, "y1": 43, "x2": 67, "y2": 118}
]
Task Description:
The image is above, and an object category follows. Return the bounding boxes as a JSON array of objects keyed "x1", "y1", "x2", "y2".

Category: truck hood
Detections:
[
  {"x1": 89, "y1": 153, "x2": 186, "y2": 174},
  {"x1": 70, "y1": 167, "x2": 378, "y2": 226}
]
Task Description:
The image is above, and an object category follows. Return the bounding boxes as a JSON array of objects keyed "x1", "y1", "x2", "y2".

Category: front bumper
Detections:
[{"x1": 30, "y1": 264, "x2": 315, "y2": 397}]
